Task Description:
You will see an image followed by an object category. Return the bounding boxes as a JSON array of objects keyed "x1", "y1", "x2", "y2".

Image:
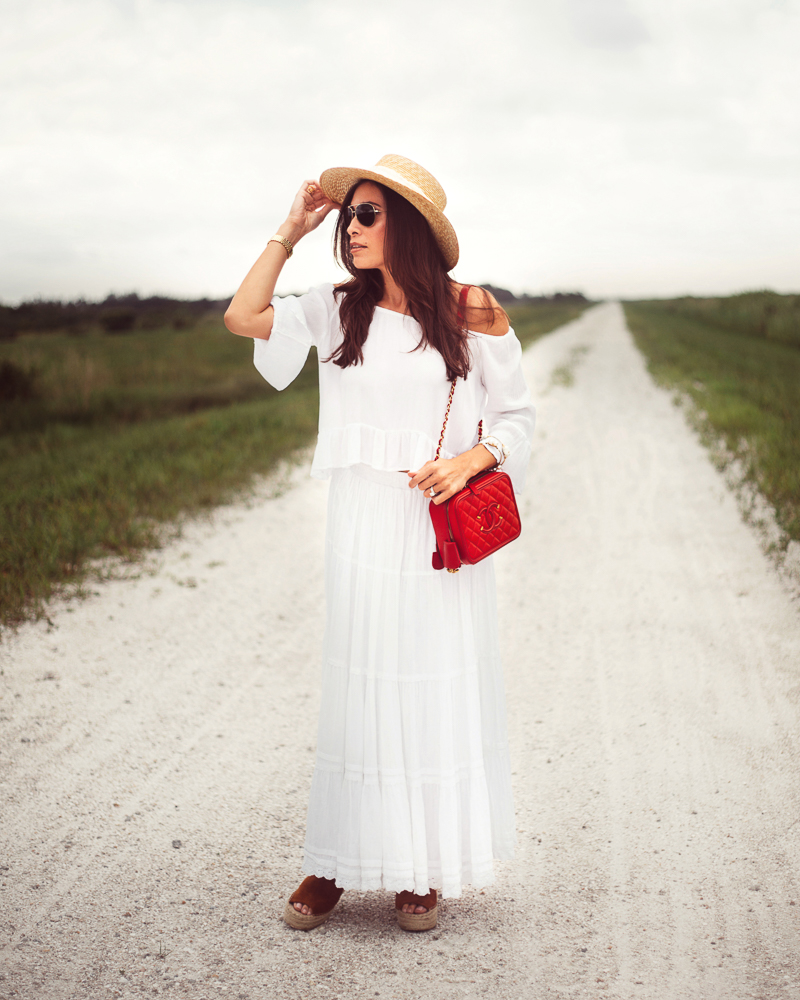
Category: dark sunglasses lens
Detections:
[{"x1": 347, "y1": 204, "x2": 376, "y2": 227}]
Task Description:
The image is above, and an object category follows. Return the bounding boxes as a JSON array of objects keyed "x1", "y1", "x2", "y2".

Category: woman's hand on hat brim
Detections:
[{"x1": 283, "y1": 179, "x2": 340, "y2": 243}]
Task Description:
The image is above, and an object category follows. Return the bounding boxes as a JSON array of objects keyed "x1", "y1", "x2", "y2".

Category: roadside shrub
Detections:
[
  {"x1": 0, "y1": 359, "x2": 38, "y2": 401},
  {"x1": 101, "y1": 309, "x2": 137, "y2": 334}
]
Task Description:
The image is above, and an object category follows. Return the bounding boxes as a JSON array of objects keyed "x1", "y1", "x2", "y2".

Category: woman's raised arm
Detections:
[{"x1": 224, "y1": 180, "x2": 339, "y2": 341}]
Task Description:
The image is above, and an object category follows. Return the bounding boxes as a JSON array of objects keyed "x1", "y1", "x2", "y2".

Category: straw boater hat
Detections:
[{"x1": 319, "y1": 154, "x2": 459, "y2": 270}]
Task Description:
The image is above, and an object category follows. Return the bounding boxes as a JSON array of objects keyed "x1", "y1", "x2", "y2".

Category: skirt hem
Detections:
[{"x1": 301, "y1": 854, "x2": 507, "y2": 899}]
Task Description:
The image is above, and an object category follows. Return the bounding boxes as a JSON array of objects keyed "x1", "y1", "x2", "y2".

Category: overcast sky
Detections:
[{"x1": 1, "y1": 0, "x2": 798, "y2": 304}]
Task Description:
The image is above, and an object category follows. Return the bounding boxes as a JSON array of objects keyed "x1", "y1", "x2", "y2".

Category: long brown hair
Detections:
[{"x1": 328, "y1": 182, "x2": 482, "y2": 381}]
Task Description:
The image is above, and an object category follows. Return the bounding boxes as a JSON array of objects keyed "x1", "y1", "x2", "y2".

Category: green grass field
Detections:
[
  {"x1": 507, "y1": 300, "x2": 588, "y2": 349},
  {"x1": 623, "y1": 294, "x2": 800, "y2": 548},
  {"x1": 0, "y1": 298, "x2": 587, "y2": 631},
  {"x1": 643, "y1": 291, "x2": 800, "y2": 350}
]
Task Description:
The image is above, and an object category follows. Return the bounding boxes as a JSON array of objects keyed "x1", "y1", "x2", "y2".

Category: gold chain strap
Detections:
[
  {"x1": 434, "y1": 284, "x2": 483, "y2": 461},
  {"x1": 435, "y1": 379, "x2": 457, "y2": 461}
]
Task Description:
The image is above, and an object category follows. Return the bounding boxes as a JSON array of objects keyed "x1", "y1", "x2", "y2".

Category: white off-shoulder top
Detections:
[{"x1": 253, "y1": 283, "x2": 536, "y2": 491}]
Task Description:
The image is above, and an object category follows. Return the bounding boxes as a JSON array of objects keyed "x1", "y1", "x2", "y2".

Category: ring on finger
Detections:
[{"x1": 306, "y1": 184, "x2": 316, "y2": 194}]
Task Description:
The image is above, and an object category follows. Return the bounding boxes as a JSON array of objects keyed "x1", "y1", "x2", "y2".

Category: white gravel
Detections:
[{"x1": 2, "y1": 302, "x2": 799, "y2": 1000}]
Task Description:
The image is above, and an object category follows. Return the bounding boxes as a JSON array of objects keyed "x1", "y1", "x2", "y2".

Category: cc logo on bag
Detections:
[{"x1": 477, "y1": 502, "x2": 503, "y2": 532}]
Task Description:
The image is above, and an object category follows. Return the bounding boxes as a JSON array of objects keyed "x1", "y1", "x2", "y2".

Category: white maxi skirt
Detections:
[{"x1": 302, "y1": 464, "x2": 515, "y2": 898}]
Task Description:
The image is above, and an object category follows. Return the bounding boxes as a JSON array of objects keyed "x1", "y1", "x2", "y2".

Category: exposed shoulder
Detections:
[{"x1": 458, "y1": 284, "x2": 510, "y2": 336}]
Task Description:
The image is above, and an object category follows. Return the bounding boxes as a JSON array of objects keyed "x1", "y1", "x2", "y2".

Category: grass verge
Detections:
[
  {"x1": 623, "y1": 299, "x2": 800, "y2": 549},
  {"x1": 507, "y1": 301, "x2": 590, "y2": 349},
  {"x1": 1, "y1": 300, "x2": 586, "y2": 633},
  {"x1": 1, "y1": 386, "x2": 319, "y2": 631}
]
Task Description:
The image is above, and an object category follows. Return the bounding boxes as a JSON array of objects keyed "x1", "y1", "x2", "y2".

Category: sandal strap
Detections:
[
  {"x1": 289, "y1": 876, "x2": 344, "y2": 914},
  {"x1": 395, "y1": 888, "x2": 437, "y2": 912}
]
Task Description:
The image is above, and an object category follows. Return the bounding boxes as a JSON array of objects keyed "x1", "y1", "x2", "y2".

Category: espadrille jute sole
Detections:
[
  {"x1": 396, "y1": 903, "x2": 438, "y2": 932},
  {"x1": 282, "y1": 900, "x2": 336, "y2": 931},
  {"x1": 283, "y1": 875, "x2": 344, "y2": 930}
]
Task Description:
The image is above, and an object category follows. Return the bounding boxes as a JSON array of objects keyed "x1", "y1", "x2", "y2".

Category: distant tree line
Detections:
[
  {"x1": 0, "y1": 287, "x2": 590, "y2": 339},
  {"x1": 0, "y1": 293, "x2": 232, "y2": 340},
  {"x1": 482, "y1": 284, "x2": 590, "y2": 306}
]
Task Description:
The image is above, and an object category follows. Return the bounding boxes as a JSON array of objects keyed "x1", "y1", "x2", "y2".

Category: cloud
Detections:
[
  {"x1": 1, "y1": 0, "x2": 798, "y2": 302},
  {"x1": 566, "y1": 0, "x2": 651, "y2": 48}
]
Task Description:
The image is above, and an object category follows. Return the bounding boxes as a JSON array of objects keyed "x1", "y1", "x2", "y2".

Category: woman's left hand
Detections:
[{"x1": 408, "y1": 446, "x2": 495, "y2": 505}]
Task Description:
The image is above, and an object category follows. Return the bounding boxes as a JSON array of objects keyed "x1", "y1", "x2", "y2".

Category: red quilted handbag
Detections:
[
  {"x1": 429, "y1": 286, "x2": 522, "y2": 573},
  {"x1": 430, "y1": 468, "x2": 521, "y2": 572}
]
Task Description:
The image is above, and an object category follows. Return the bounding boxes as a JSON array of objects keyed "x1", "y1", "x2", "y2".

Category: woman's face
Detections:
[{"x1": 346, "y1": 181, "x2": 387, "y2": 271}]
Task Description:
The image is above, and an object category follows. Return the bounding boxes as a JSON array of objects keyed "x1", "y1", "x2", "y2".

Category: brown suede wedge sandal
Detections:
[
  {"x1": 395, "y1": 889, "x2": 438, "y2": 932},
  {"x1": 283, "y1": 875, "x2": 344, "y2": 930}
]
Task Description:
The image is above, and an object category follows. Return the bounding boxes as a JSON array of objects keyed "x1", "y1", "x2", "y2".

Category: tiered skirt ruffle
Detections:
[{"x1": 302, "y1": 464, "x2": 515, "y2": 898}]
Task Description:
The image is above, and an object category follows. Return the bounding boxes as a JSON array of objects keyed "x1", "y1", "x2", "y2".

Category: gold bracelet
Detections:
[
  {"x1": 268, "y1": 234, "x2": 293, "y2": 259},
  {"x1": 481, "y1": 435, "x2": 508, "y2": 467}
]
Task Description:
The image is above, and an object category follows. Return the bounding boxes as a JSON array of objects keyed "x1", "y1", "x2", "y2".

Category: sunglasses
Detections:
[{"x1": 344, "y1": 203, "x2": 383, "y2": 227}]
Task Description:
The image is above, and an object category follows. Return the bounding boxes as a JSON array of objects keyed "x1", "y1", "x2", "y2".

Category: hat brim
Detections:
[{"x1": 319, "y1": 165, "x2": 459, "y2": 271}]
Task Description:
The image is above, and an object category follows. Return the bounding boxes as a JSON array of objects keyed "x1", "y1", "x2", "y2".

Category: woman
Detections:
[{"x1": 225, "y1": 155, "x2": 535, "y2": 932}]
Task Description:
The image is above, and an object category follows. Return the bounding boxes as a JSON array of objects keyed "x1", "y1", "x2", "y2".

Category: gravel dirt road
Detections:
[{"x1": 2, "y1": 303, "x2": 800, "y2": 1000}]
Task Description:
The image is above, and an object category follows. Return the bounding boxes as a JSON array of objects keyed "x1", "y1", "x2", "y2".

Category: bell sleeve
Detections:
[
  {"x1": 253, "y1": 283, "x2": 335, "y2": 391},
  {"x1": 476, "y1": 329, "x2": 536, "y2": 493}
]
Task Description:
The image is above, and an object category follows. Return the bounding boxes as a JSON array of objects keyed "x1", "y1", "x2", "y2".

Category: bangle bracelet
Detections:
[
  {"x1": 481, "y1": 435, "x2": 508, "y2": 467},
  {"x1": 269, "y1": 234, "x2": 293, "y2": 259}
]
